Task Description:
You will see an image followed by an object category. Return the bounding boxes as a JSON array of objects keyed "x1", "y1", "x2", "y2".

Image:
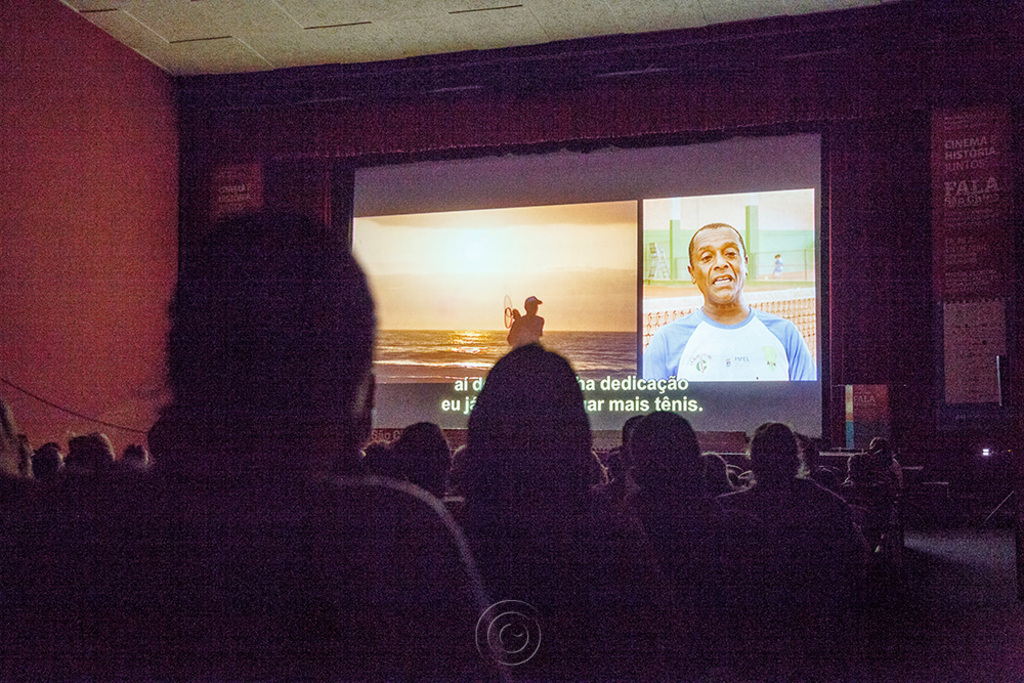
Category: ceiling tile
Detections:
[
  {"x1": 123, "y1": 0, "x2": 295, "y2": 43},
  {"x1": 444, "y1": 4, "x2": 549, "y2": 51},
  {"x1": 376, "y1": 14, "x2": 481, "y2": 59},
  {"x1": 58, "y1": 0, "x2": 891, "y2": 75},
  {"x1": 770, "y1": 0, "x2": 884, "y2": 16},
  {"x1": 273, "y1": 0, "x2": 447, "y2": 27},
  {"x1": 696, "y1": 0, "x2": 843, "y2": 25},
  {"x1": 604, "y1": 0, "x2": 706, "y2": 35},
  {"x1": 435, "y1": 0, "x2": 527, "y2": 11},
  {"x1": 61, "y1": 1, "x2": 128, "y2": 10},
  {"x1": 523, "y1": 0, "x2": 624, "y2": 43},
  {"x1": 79, "y1": 8, "x2": 162, "y2": 52},
  {"x1": 242, "y1": 22, "x2": 405, "y2": 69},
  {"x1": 144, "y1": 37, "x2": 272, "y2": 76}
]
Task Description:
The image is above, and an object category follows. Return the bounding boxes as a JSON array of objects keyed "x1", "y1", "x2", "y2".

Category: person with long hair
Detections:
[{"x1": 461, "y1": 343, "x2": 668, "y2": 679}]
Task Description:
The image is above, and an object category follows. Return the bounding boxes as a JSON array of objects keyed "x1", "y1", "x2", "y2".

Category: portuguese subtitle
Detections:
[
  {"x1": 577, "y1": 375, "x2": 702, "y2": 414},
  {"x1": 439, "y1": 375, "x2": 702, "y2": 416},
  {"x1": 440, "y1": 377, "x2": 485, "y2": 416}
]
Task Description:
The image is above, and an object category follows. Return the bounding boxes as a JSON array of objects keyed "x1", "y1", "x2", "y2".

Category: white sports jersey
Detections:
[{"x1": 643, "y1": 308, "x2": 816, "y2": 381}]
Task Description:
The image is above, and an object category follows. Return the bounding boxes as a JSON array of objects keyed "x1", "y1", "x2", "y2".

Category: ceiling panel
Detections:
[
  {"x1": 147, "y1": 37, "x2": 272, "y2": 76},
  {"x1": 120, "y1": 0, "x2": 295, "y2": 42},
  {"x1": 445, "y1": 4, "x2": 550, "y2": 51},
  {"x1": 243, "y1": 22, "x2": 405, "y2": 70},
  {"x1": 274, "y1": 0, "x2": 446, "y2": 27},
  {"x1": 62, "y1": 0, "x2": 127, "y2": 9},
  {"x1": 523, "y1": 0, "x2": 623, "y2": 43},
  {"x1": 604, "y1": 0, "x2": 706, "y2": 34},
  {"x1": 700, "y1": 0, "x2": 883, "y2": 25},
  {"x1": 375, "y1": 14, "x2": 482, "y2": 60},
  {"x1": 59, "y1": 0, "x2": 896, "y2": 76},
  {"x1": 81, "y1": 8, "x2": 162, "y2": 53}
]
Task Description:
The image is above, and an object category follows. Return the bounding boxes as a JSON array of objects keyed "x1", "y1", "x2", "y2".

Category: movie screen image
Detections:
[
  {"x1": 641, "y1": 189, "x2": 817, "y2": 382},
  {"x1": 353, "y1": 134, "x2": 823, "y2": 435},
  {"x1": 353, "y1": 201, "x2": 637, "y2": 385}
]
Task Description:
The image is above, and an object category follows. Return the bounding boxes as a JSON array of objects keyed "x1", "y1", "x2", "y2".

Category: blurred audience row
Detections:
[{"x1": 1, "y1": 210, "x2": 903, "y2": 681}]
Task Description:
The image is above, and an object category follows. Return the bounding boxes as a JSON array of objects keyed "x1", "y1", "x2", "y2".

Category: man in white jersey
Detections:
[{"x1": 643, "y1": 223, "x2": 815, "y2": 381}]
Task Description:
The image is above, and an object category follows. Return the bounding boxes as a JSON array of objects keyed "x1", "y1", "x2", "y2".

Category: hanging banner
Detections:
[
  {"x1": 932, "y1": 106, "x2": 1012, "y2": 299},
  {"x1": 932, "y1": 106, "x2": 1012, "y2": 404}
]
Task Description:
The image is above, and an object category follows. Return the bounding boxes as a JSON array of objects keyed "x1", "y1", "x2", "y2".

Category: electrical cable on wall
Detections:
[{"x1": 0, "y1": 376, "x2": 149, "y2": 435}]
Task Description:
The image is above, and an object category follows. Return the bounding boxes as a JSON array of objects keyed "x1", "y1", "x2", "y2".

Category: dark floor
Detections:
[
  {"x1": 705, "y1": 524, "x2": 1023, "y2": 682},
  {"x1": 859, "y1": 526, "x2": 1024, "y2": 681}
]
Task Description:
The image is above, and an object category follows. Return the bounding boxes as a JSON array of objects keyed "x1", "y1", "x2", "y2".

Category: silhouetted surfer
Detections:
[{"x1": 507, "y1": 296, "x2": 544, "y2": 348}]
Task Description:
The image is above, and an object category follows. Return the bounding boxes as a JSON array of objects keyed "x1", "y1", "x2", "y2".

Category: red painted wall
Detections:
[{"x1": 0, "y1": 1, "x2": 178, "y2": 455}]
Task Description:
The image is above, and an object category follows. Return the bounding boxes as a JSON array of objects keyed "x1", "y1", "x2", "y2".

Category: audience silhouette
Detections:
[
  {"x1": 3, "y1": 212, "x2": 488, "y2": 680},
  {"x1": 0, "y1": 213, "x2": 911, "y2": 680},
  {"x1": 717, "y1": 422, "x2": 868, "y2": 675},
  {"x1": 627, "y1": 411, "x2": 727, "y2": 670},
  {"x1": 64, "y1": 432, "x2": 115, "y2": 475},
  {"x1": 389, "y1": 420, "x2": 452, "y2": 499},
  {"x1": 31, "y1": 441, "x2": 63, "y2": 480},
  {"x1": 461, "y1": 343, "x2": 669, "y2": 679}
]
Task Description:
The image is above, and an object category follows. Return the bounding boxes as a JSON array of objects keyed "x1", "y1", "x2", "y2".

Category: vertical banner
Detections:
[
  {"x1": 210, "y1": 162, "x2": 264, "y2": 220},
  {"x1": 932, "y1": 107, "x2": 1013, "y2": 404}
]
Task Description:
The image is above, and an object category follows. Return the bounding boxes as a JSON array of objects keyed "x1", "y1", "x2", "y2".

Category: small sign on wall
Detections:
[
  {"x1": 942, "y1": 299, "x2": 1006, "y2": 405},
  {"x1": 210, "y1": 162, "x2": 263, "y2": 220}
]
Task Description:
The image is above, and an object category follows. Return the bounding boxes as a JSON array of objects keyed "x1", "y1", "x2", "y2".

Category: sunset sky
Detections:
[{"x1": 353, "y1": 201, "x2": 638, "y2": 331}]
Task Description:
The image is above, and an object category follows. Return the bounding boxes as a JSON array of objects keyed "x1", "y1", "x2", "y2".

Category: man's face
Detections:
[{"x1": 688, "y1": 226, "x2": 747, "y2": 307}]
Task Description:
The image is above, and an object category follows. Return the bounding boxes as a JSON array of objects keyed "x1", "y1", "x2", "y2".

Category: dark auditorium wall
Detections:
[
  {"x1": 175, "y1": 2, "x2": 1023, "y2": 464},
  {"x1": 0, "y1": 1, "x2": 178, "y2": 454}
]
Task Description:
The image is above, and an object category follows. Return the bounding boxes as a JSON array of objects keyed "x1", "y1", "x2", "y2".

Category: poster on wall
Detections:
[
  {"x1": 210, "y1": 162, "x2": 263, "y2": 220},
  {"x1": 844, "y1": 384, "x2": 890, "y2": 450},
  {"x1": 942, "y1": 299, "x2": 1006, "y2": 405},
  {"x1": 932, "y1": 106, "x2": 1012, "y2": 405}
]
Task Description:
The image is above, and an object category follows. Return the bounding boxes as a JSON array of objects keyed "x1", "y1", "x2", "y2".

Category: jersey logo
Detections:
[
  {"x1": 692, "y1": 354, "x2": 711, "y2": 374},
  {"x1": 762, "y1": 346, "x2": 778, "y2": 369}
]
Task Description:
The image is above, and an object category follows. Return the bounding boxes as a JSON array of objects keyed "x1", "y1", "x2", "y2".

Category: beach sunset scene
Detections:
[{"x1": 354, "y1": 201, "x2": 639, "y2": 382}]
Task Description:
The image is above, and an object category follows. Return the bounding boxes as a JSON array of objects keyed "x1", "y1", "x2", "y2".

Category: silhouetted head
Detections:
[
  {"x1": 846, "y1": 451, "x2": 872, "y2": 483},
  {"x1": 391, "y1": 421, "x2": 451, "y2": 499},
  {"x1": 155, "y1": 210, "x2": 376, "y2": 480},
  {"x1": 629, "y1": 411, "x2": 702, "y2": 494},
  {"x1": 465, "y1": 344, "x2": 592, "y2": 514},
  {"x1": 121, "y1": 443, "x2": 151, "y2": 470},
  {"x1": 361, "y1": 441, "x2": 395, "y2": 477},
  {"x1": 867, "y1": 436, "x2": 894, "y2": 468},
  {"x1": 66, "y1": 433, "x2": 115, "y2": 474},
  {"x1": 603, "y1": 414, "x2": 645, "y2": 483},
  {"x1": 619, "y1": 414, "x2": 645, "y2": 462},
  {"x1": 32, "y1": 442, "x2": 64, "y2": 479},
  {"x1": 797, "y1": 433, "x2": 821, "y2": 472},
  {"x1": 867, "y1": 437, "x2": 890, "y2": 456},
  {"x1": 703, "y1": 452, "x2": 735, "y2": 497},
  {"x1": 524, "y1": 296, "x2": 542, "y2": 314},
  {"x1": 748, "y1": 422, "x2": 801, "y2": 484}
]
